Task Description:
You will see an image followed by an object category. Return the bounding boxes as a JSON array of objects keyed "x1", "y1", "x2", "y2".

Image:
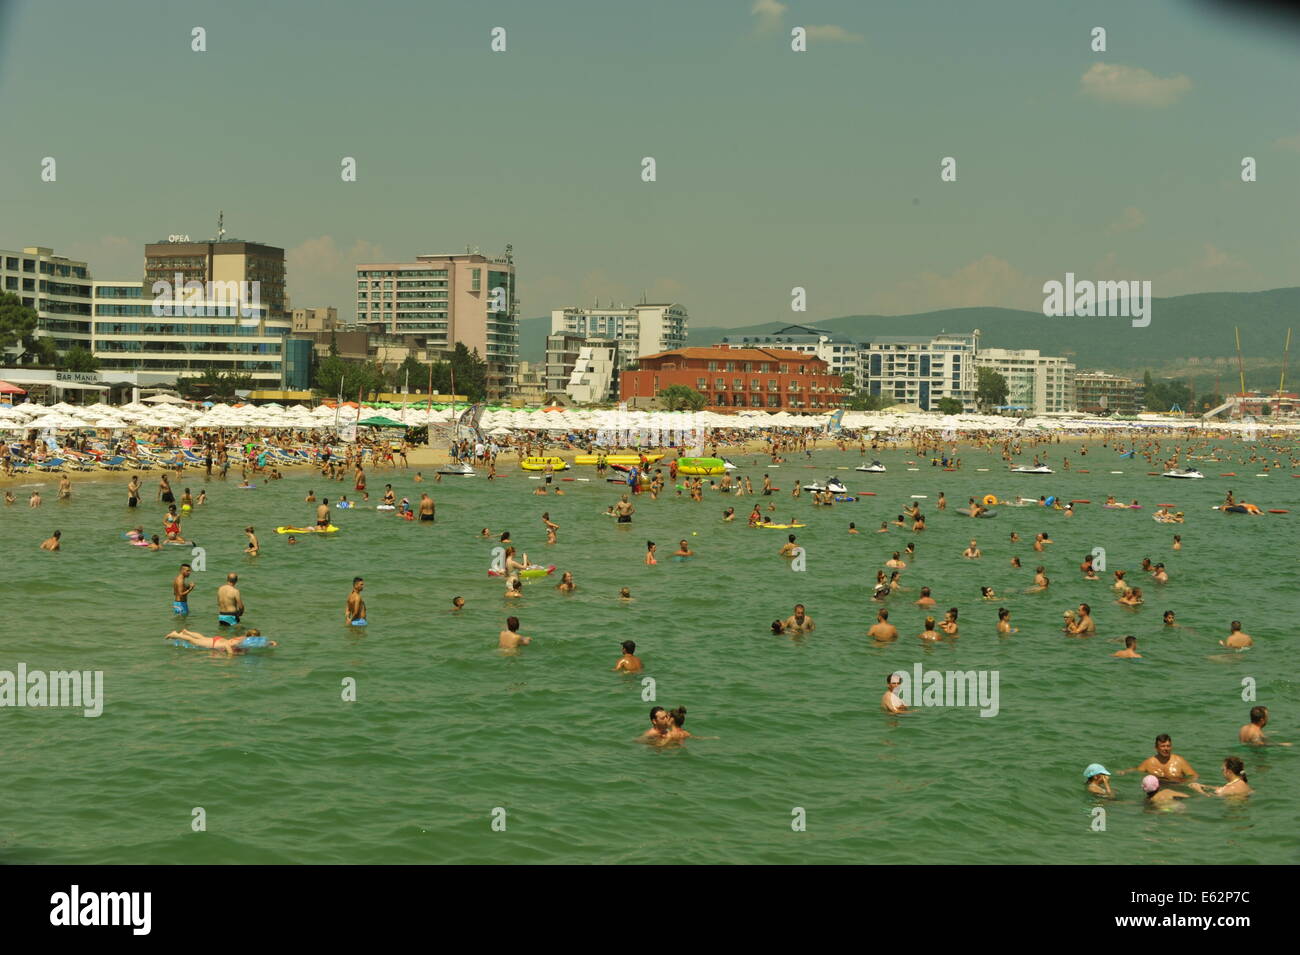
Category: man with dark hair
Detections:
[
  {"x1": 173, "y1": 563, "x2": 195, "y2": 615},
  {"x1": 1239, "y1": 706, "x2": 1289, "y2": 746},
  {"x1": 643, "y1": 706, "x2": 671, "y2": 740},
  {"x1": 498, "y1": 616, "x2": 530, "y2": 650},
  {"x1": 346, "y1": 577, "x2": 366, "y2": 626},
  {"x1": 614, "y1": 641, "x2": 642, "y2": 673},
  {"x1": 1121, "y1": 734, "x2": 1197, "y2": 781}
]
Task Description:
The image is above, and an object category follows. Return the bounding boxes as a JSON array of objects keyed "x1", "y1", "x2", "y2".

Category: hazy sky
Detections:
[{"x1": 1, "y1": 0, "x2": 1297, "y2": 327}]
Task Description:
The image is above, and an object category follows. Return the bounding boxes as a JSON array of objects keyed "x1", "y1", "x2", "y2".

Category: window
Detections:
[
  {"x1": 696, "y1": 378, "x2": 707, "y2": 389},
  {"x1": 733, "y1": 378, "x2": 742, "y2": 390},
  {"x1": 750, "y1": 379, "x2": 760, "y2": 391}
]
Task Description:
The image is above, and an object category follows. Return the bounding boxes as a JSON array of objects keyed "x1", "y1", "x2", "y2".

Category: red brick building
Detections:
[{"x1": 620, "y1": 345, "x2": 844, "y2": 413}]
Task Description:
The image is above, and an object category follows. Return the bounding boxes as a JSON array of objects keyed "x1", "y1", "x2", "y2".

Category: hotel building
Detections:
[
  {"x1": 859, "y1": 331, "x2": 979, "y2": 411},
  {"x1": 0, "y1": 246, "x2": 94, "y2": 352},
  {"x1": 550, "y1": 303, "x2": 687, "y2": 364},
  {"x1": 355, "y1": 249, "x2": 518, "y2": 400},
  {"x1": 717, "y1": 323, "x2": 858, "y2": 382},
  {"x1": 620, "y1": 345, "x2": 843, "y2": 413},
  {"x1": 974, "y1": 348, "x2": 1076, "y2": 414},
  {"x1": 1075, "y1": 371, "x2": 1142, "y2": 415}
]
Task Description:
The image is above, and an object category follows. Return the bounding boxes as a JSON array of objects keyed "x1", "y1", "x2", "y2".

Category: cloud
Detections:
[
  {"x1": 1080, "y1": 63, "x2": 1191, "y2": 107},
  {"x1": 1107, "y1": 206, "x2": 1146, "y2": 233},
  {"x1": 868, "y1": 255, "x2": 1039, "y2": 314},
  {"x1": 1275, "y1": 133, "x2": 1300, "y2": 152},
  {"x1": 805, "y1": 25, "x2": 864, "y2": 43},
  {"x1": 287, "y1": 236, "x2": 386, "y2": 317},
  {"x1": 751, "y1": 0, "x2": 788, "y2": 33}
]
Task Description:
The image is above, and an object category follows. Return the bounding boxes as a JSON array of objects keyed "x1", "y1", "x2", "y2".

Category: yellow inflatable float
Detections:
[
  {"x1": 573, "y1": 453, "x2": 664, "y2": 466},
  {"x1": 521, "y1": 456, "x2": 569, "y2": 471}
]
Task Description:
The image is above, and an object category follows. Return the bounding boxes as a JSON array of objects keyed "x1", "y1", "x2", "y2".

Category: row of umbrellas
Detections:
[{"x1": 0, "y1": 398, "x2": 1285, "y2": 434}]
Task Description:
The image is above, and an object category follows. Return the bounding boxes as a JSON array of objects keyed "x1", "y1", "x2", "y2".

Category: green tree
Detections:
[
  {"x1": 658, "y1": 384, "x2": 706, "y2": 411},
  {"x1": 390, "y1": 355, "x2": 429, "y2": 393},
  {"x1": 839, "y1": 371, "x2": 856, "y2": 392},
  {"x1": 848, "y1": 393, "x2": 888, "y2": 411},
  {"x1": 936, "y1": 396, "x2": 963, "y2": 415},
  {"x1": 175, "y1": 368, "x2": 255, "y2": 400},
  {"x1": 0, "y1": 292, "x2": 56, "y2": 364},
  {"x1": 59, "y1": 345, "x2": 100, "y2": 372},
  {"x1": 975, "y1": 368, "x2": 1009, "y2": 411},
  {"x1": 448, "y1": 343, "x2": 486, "y2": 402}
]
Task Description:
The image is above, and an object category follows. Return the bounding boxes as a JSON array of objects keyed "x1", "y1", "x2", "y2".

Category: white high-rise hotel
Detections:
[{"x1": 550, "y1": 303, "x2": 687, "y2": 363}]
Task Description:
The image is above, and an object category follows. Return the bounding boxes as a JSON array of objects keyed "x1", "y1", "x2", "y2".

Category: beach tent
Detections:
[{"x1": 357, "y1": 416, "x2": 406, "y2": 428}]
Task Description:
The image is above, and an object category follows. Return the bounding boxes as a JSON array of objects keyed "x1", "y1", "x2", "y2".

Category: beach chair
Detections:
[
  {"x1": 99, "y1": 455, "x2": 129, "y2": 471},
  {"x1": 63, "y1": 450, "x2": 99, "y2": 471},
  {"x1": 35, "y1": 458, "x2": 66, "y2": 472}
]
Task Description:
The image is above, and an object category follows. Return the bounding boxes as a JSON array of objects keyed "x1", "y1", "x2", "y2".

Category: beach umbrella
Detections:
[
  {"x1": 142, "y1": 393, "x2": 187, "y2": 404},
  {"x1": 0, "y1": 380, "x2": 27, "y2": 395},
  {"x1": 357, "y1": 415, "x2": 405, "y2": 428}
]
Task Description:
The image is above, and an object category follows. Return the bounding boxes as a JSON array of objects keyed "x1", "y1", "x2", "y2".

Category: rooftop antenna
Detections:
[{"x1": 217, "y1": 210, "x2": 225, "y2": 241}]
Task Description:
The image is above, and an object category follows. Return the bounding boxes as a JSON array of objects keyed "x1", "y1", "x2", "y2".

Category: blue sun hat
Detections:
[{"x1": 1083, "y1": 763, "x2": 1110, "y2": 780}]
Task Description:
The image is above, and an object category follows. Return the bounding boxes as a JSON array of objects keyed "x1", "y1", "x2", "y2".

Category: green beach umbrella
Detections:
[{"x1": 357, "y1": 415, "x2": 406, "y2": 428}]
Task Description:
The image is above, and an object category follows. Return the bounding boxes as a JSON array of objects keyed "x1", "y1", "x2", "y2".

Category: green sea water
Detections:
[{"x1": 2, "y1": 443, "x2": 1297, "y2": 864}]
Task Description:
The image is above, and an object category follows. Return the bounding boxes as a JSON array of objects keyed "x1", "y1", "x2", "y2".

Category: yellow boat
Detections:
[
  {"x1": 521, "y1": 456, "x2": 569, "y2": 471},
  {"x1": 573, "y1": 453, "x2": 664, "y2": 466}
]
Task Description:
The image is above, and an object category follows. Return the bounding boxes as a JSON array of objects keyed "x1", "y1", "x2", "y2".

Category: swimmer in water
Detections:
[
  {"x1": 542, "y1": 512, "x2": 558, "y2": 544},
  {"x1": 1172, "y1": 535, "x2": 1181, "y2": 551},
  {"x1": 868, "y1": 608, "x2": 898, "y2": 642},
  {"x1": 782, "y1": 603, "x2": 815, "y2": 633},
  {"x1": 1239, "y1": 706, "x2": 1290, "y2": 746},
  {"x1": 165, "y1": 627, "x2": 274, "y2": 655},
  {"x1": 619, "y1": 587, "x2": 632, "y2": 601},
  {"x1": 499, "y1": 615, "x2": 530, "y2": 650},
  {"x1": 1113, "y1": 635, "x2": 1142, "y2": 658},
  {"x1": 244, "y1": 526, "x2": 259, "y2": 556},
  {"x1": 1141, "y1": 774, "x2": 1189, "y2": 807},
  {"x1": 997, "y1": 607, "x2": 1016, "y2": 634},
  {"x1": 877, "y1": 522, "x2": 889, "y2": 533},
  {"x1": 1010, "y1": 556, "x2": 1021, "y2": 568},
  {"x1": 504, "y1": 577, "x2": 524, "y2": 598},
  {"x1": 556, "y1": 571, "x2": 576, "y2": 593},
  {"x1": 345, "y1": 577, "x2": 367, "y2": 625},
  {"x1": 962, "y1": 540, "x2": 981, "y2": 559},
  {"x1": 1120, "y1": 734, "x2": 1197, "y2": 781},
  {"x1": 940, "y1": 608, "x2": 959, "y2": 636},
  {"x1": 918, "y1": 616, "x2": 942, "y2": 641},
  {"x1": 3, "y1": 490, "x2": 14, "y2": 505},
  {"x1": 1189, "y1": 757, "x2": 1253, "y2": 798},
  {"x1": 674, "y1": 539, "x2": 694, "y2": 558},
  {"x1": 1084, "y1": 764, "x2": 1113, "y2": 796},
  {"x1": 848, "y1": 522, "x2": 858, "y2": 534},
  {"x1": 643, "y1": 706, "x2": 672, "y2": 741},
  {"x1": 614, "y1": 640, "x2": 642, "y2": 673},
  {"x1": 881, "y1": 673, "x2": 908, "y2": 713},
  {"x1": 885, "y1": 552, "x2": 906, "y2": 569},
  {"x1": 645, "y1": 540, "x2": 657, "y2": 565},
  {"x1": 287, "y1": 536, "x2": 297, "y2": 544},
  {"x1": 1220, "y1": 620, "x2": 1252, "y2": 649},
  {"x1": 40, "y1": 529, "x2": 62, "y2": 551},
  {"x1": 779, "y1": 534, "x2": 798, "y2": 558},
  {"x1": 665, "y1": 706, "x2": 692, "y2": 741},
  {"x1": 914, "y1": 586, "x2": 936, "y2": 607},
  {"x1": 980, "y1": 586, "x2": 997, "y2": 600},
  {"x1": 722, "y1": 507, "x2": 736, "y2": 522},
  {"x1": 452, "y1": 596, "x2": 465, "y2": 611}
]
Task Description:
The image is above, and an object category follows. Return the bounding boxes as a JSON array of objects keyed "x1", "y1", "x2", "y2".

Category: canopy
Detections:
[
  {"x1": 0, "y1": 380, "x2": 27, "y2": 394},
  {"x1": 357, "y1": 416, "x2": 406, "y2": 428}
]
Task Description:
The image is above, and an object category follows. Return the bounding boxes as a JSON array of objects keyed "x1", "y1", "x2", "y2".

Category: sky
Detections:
[{"x1": 1, "y1": 0, "x2": 1297, "y2": 328}]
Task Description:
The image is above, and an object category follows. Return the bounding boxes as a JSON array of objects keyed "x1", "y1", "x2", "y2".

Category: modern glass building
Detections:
[
  {"x1": 859, "y1": 331, "x2": 980, "y2": 411},
  {"x1": 0, "y1": 246, "x2": 94, "y2": 352}
]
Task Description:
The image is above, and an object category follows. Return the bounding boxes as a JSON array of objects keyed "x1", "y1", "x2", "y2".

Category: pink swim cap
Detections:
[{"x1": 1141, "y1": 774, "x2": 1160, "y2": 793}]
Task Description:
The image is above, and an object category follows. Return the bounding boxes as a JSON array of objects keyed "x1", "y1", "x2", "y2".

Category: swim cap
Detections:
[
  {"x1": 1141, "y1": 774, "x2": 1160, "y2": 793},
  {"x1": 1083, "y1": 763, "x2": 1110, "y2": 780}
]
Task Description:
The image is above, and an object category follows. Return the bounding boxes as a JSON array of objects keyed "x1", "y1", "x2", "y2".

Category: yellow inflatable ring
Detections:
[{"x1": 983, "y1": 494, "x2": 998, "y2": 507}]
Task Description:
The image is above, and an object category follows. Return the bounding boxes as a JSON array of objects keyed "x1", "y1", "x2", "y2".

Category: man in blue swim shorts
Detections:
[
  {"x1": 217, "y1": 572, "x2": 244, "y2": 627},
  {"x1": 172, "y1": 562, "x2": 194, "y2": 615},
  {"x1": 345, "y1": 576, "x2": 367, "y2": 626}
]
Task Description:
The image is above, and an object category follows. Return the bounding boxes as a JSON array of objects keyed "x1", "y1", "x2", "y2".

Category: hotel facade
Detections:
[
  {"x1": 620, "y1": 345, "x2": 843, "y2": 413},
  {"x1": 355, "y1": 249, "x2": 518, "y2": 400},
  {"x1": 0, "y1": 246, "x2": 95, "y2": 352}
]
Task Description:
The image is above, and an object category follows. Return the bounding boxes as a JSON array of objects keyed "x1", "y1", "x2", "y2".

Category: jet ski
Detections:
[
  {"x1": 856, "y1": 461, "x2": 886, "y2": 473},
  {"x1": 1010, "y1": 465, "x2": 1054, "y2": 474},
  {"x1": 1161, "y1": 467, "x2": 1203, "y2": 479}
]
